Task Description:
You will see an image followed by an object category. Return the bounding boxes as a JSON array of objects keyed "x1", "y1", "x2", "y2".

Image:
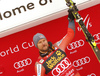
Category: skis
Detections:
[{"x1": 65, "y1": 0, "x2": 100, "y2": 62}]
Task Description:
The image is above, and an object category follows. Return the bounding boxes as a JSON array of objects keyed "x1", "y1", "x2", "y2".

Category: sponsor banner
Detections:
[
  {"x1": 14, "y1": 58, "x2": 32, "y2": 69},
  {"x1": 73, "y1": 56, "x2": 91, "y2": 68},
  {"x1": 0, "y1": 0, "x2": 92, "y2": 33},
  {"x1": 0, "y1": 4, "x2": 100, "y2": 76},
  {"x1": 67, "y1": 39, "x2": 85, "y2": 51}
]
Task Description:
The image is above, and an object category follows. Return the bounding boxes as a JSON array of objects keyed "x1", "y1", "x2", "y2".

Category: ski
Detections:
[{"x1": 65, "y1": 0, "x2": 100, "y2": 62}]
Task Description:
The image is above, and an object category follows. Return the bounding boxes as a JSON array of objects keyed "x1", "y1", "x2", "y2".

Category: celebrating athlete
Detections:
[{"x1": 33, "y1": 10, "x2": 81, "y2": 76}]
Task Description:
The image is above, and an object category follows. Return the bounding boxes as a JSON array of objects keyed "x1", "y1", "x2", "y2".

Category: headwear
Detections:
[{"x1": 33, "y1": 33, "x2": 47, "y2": 48}]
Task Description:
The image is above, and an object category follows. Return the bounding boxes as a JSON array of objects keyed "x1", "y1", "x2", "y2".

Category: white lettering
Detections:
[
  {"x1": 77, "y1": 14, "x2": 92, "y2": 31},
  {"x1": 0, "y1": 45, "x2": 20, "y2": 57},
  {"x1": 22, "y1": 41, "x2": 34, "y2": 49},
  {"x1": 0, "y1": 41, "x2": 34, "y2": 58},
  {"x1": 13, "y1": 45, "x2": 19, "y2": 52},
  {"x1": 87, "y1": 73, "x2": 96, "y2": 76},
  {"x1": 0, "y1": 51, "x2": 6, "y2": 57},
  {"x1": 17, "y1": 69, "x2": 24, "y2": 73},
  {"x1": 6, "y1": 49, "x2": 9, "y2": 55},
  {"x1": 65, "y1": 69, "x2": 74, "y2": 76},
  {"x1": 76, "y1": 67, "x2": 83, "y2": 71},
  {"x1": 9, "y1": 47, "x2": 14, "y2": 53},
  {"x1": 37, "y1": 64, "x2": 41, "y2": 76},
  {"x1": 70, "y1": 50, "x2": 77, "y2": 54},
  {"x1": 22, "y1": 42, "x2": 29, "y2": 49},
  {"x1": 28, "y1": 42, "x2": 34, "y2": 47}
]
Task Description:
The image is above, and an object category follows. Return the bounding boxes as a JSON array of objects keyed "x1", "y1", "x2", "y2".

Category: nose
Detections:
[{"x1": 42, "y1": 41, "x2": 46, "y2": 45}]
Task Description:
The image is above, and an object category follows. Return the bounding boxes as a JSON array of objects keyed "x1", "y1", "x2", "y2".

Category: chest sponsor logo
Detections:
[
  {"x1": 43, "y1": 49, "x2": 66, "y2": 74},
  {"x1": 46, "y1": 50, "x2": 65, "y2": 69},
  {"x1": 52, "y1": 57, "x2": 72, "y2": 76}
]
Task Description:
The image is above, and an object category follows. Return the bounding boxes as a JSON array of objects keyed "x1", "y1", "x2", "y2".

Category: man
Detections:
[{"x1": 33, "y1": 11, "x2": 81, "y2": 76}]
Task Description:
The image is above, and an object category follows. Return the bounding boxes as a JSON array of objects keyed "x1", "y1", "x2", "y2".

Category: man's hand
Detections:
[
  {"x1": 68, "y1": 10, "x2": 75, "y2": 21},
  {"x1": 67, "y1": 3, "x2": 78, "y2": 21}
]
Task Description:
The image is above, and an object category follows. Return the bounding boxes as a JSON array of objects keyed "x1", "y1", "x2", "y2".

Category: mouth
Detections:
[
  {"x1": 43, "y1": 45, "x2": 47, "y2": 49},
  {"x1": 42, "y1": 45, "x2": 49, "y2": 51}
]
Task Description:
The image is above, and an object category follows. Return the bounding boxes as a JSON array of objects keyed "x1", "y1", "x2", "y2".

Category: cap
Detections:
[{"x1": 33, "y1": 33, "x2": 47, "y2": 48}]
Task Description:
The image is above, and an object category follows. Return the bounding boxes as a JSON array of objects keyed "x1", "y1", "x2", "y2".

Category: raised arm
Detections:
[{"x1": 56, "y1": 20, "x2": 75, "y2": 51}]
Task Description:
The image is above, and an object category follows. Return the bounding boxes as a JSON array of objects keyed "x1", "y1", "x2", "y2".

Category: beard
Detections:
[{"x1": 39, "y1": 45, "x2": 49, "y2": 53}]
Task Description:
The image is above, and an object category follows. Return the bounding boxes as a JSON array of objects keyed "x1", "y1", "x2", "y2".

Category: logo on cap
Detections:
[{"x1": 39, "y1": 35, "x2": 44, "y2": 38}]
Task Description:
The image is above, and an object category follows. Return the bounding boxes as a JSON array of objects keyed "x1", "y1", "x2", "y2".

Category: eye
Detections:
[
  {"x1": 43, "y1": 39, "x2": 46, "y2": 42},
  {"x1": 38, "y1": 41, "x2": 42, "y2": 44}
]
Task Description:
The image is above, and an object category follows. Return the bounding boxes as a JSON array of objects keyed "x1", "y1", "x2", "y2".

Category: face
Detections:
[{"x1": 37, "y1": 38, "x2": 49, "y2": 52}]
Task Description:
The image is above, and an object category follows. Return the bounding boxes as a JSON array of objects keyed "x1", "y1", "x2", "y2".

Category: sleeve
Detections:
[
  {"x1": 35, "y1": 62, "x2": 46, "y2": 76},
  {"x1": 56, "y1": 20, "x2": 75, "y2": 51}
]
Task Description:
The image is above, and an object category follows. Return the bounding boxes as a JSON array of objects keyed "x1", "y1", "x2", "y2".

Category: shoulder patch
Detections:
[{"x1": 39, "y1": 59, "x2": 44, "y2": 64}]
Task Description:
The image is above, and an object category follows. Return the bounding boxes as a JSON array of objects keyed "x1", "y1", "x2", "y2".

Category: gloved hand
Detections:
[
  {"x1": 67, "y1": 3, "x2": 78, "y2": 21},
  {"x1": 68, "y1": 10, "x2": 75, "y2": 21}
]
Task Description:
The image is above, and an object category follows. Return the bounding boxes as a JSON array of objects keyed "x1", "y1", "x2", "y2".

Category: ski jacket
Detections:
[{"x1": 35, "y1": 20, "x2": 76, "y2": 76}]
